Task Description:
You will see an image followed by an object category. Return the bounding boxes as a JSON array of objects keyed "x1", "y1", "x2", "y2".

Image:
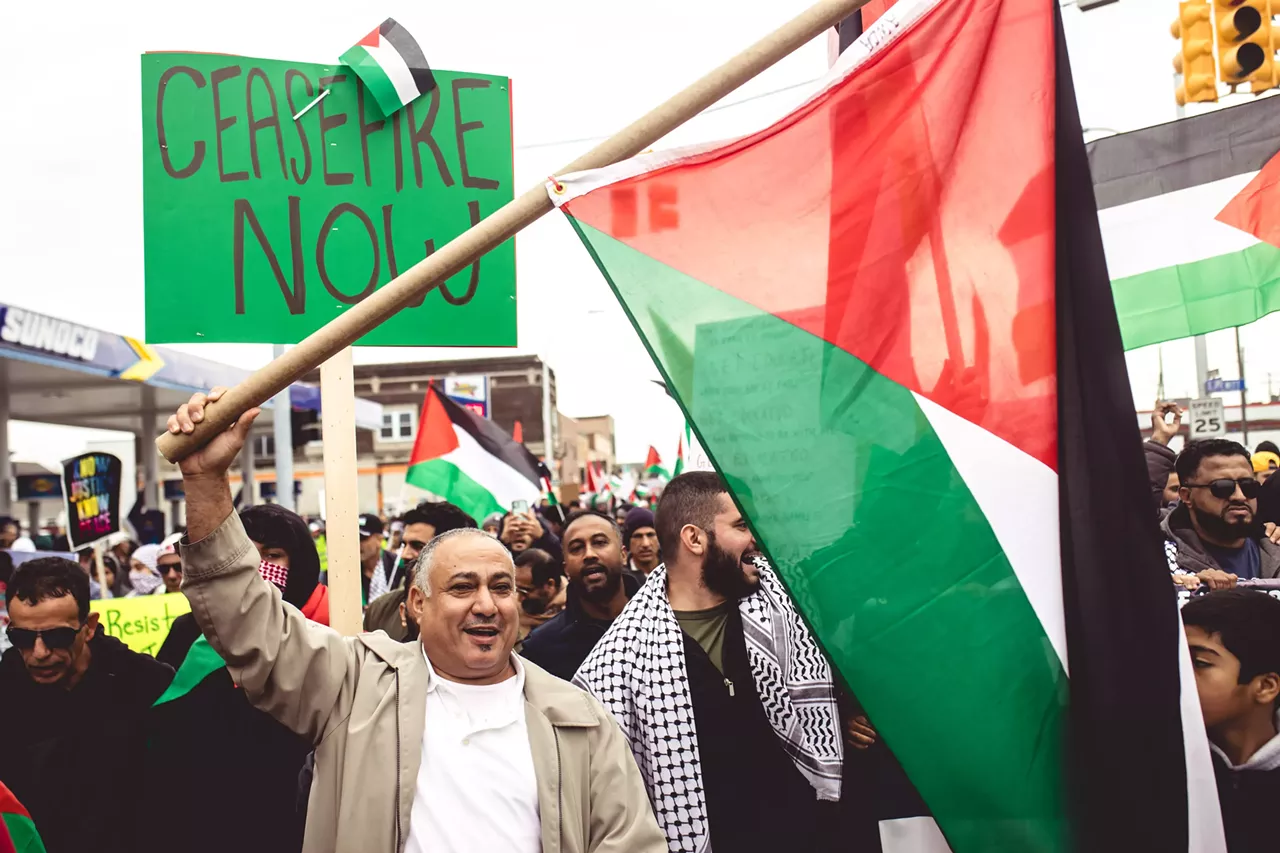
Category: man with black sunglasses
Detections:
[
  {"x1": 0, "y1": 557, "x2": 173, "y2": 853},
  {"x1": 1164, "y1": 439, "x2": 1280, "y2": 590}
]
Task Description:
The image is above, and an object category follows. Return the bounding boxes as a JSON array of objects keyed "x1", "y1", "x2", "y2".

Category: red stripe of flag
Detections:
[{"x1": 407, "y1": 387, "x2": 460, "y2": 467}]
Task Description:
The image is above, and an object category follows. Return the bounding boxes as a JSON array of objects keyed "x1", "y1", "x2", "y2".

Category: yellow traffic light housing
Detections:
[
  {"x1": 1173, "y1": 0, "x2": 1219, "y2": 103},
  {"x1": 1215, "y1": 0, "x2": 1275, "y2": 91}
]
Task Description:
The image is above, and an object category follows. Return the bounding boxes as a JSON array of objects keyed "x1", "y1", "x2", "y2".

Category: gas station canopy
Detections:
[{"x1": 0, "y1": 301, "x2": 382, "y2": 434}]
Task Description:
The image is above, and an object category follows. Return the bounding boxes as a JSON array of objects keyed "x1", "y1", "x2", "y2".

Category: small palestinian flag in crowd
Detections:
[
  {"x1": 550, "y1": 0, "x2": 1221, "y2": 850},
  {"x1": 673, "y1": 427, "x2": 687, "y2": 477},
  {"x1": 341, "y1": 18, "x2": 436, "y2": 118},
  {"x1": 0, "y1": 782, "x2": 45, "y2": 853},
  {"x1": 582, "y1": 462, "x2": 613, "y2": 510},
  {"x1": 642, "y1": 446, "x2": 670, "y2": 481},
  {"x1": 406, "y1": 386, "x2": 542, "y2": 523}
]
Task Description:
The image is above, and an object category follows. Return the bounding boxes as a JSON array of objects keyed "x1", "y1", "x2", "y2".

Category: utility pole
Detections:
[{"x1": 1236, "y1": 327, "x2": 1249, "y2": 446}]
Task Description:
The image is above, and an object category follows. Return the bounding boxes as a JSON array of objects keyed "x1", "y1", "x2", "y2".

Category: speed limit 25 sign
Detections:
[{"x1": 1189, "y1": 397, "x2": 1226, "y2": 439}]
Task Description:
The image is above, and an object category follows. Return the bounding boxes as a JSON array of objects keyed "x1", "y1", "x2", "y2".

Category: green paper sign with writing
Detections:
[{"x1": 141, "y1": 53, "x2": 515, "y2": 346}]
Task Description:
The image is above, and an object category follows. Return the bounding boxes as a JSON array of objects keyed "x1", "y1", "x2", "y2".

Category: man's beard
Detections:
[
  {"x1": 701, "y1": 533, "x2": 757, "y2": 601},
  {"x1": 522, "y1": 596, "x2": 549, "y2": 615},
  {"x1": 1191, "y1": 501, "x2": 1254, "y2": 542},
  {"x1": 573, "y1": 564, "x2": 623, "y2": 604}
]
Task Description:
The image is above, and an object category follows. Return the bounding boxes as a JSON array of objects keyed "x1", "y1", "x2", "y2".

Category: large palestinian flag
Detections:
[
  {"x1": 1089, "y1": 94, "x2": 1280, "y2": 350},
  {"x1": 406, "y1": 385, "x2": 541, "y2": 523},
  {"x1": 550, "y1": 0, "x2": 1220, "y2": 851}
]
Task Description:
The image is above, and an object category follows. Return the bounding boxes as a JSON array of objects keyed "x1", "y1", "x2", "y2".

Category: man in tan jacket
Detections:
[{"x1": 167, "y1": 388, "x2": 664, "y2": 853}]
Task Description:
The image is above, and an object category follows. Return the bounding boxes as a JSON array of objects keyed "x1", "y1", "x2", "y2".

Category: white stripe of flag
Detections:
[{"x1": 366, "y1": 39, "x2": 421, "y2": 107}]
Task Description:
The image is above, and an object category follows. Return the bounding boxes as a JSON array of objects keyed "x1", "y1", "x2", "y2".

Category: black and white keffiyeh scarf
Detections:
[{"x1": 573, "y1": 558, "x2": 843, "y2": 853}]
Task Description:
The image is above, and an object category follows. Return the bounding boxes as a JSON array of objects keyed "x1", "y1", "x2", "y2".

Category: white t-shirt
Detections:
[{"x1": 405, "y1": 653, "x2": 542, "y2": 853}]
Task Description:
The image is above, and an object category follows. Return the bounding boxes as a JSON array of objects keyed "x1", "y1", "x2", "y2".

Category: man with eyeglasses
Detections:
[
  {"x1": 1165, "y1": 439, "x2": 1280, "y2": 590},
  {"x1": 364, "y1": 500, "x2": 477, "y2": 640},
  {"x1": 0, "y1": 557, "x2": 173, "y2": 853}
]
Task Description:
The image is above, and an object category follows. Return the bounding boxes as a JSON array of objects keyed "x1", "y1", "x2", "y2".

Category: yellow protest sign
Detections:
[{"x1": 90, "y1": 592, "x2": 191, "y2": 656}]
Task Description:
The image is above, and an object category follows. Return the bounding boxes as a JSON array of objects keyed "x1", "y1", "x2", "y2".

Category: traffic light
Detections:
[
  {"x1": 1172, "y1": 0, "x2": 1219, "y2": 104},
  {"x1": 1215, "y1": 0, "x2": 1275, "y2": 93}
]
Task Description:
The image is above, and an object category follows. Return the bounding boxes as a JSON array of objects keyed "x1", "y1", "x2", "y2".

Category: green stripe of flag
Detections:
[
  {"x1": 154, "y1": 635, "x2": 225, "y2": 707},
  {"x1": 1112, "y1": 241, "x2": 1280, "y2": 350},
  {"x1": 568, "y1": 217, "x2": 1069, "y2": 853},
  {"x1": 339, "y1": 44, "x2": 402, "y2": 118},
  {"x1": 3, "y1": 812, "x2": 47, "y2": 853},
  {"x1": 406, "y1": 458, "x2": 505, "y2": 525}
]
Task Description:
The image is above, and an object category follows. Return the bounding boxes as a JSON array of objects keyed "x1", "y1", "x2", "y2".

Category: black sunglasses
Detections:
[
  {"x1": 1184, "y1": 478, "x2": 1261, "y2": 500},
  {"x1": 8, "y1": 625, "x2": 83, "y2": 651},
  {"x1": 159, "y1": 562, "x2": 182, "y2": 575}
]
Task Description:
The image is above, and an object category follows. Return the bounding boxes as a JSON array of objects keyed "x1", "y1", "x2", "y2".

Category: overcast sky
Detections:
[{"x1": 0, "y1": 0, "x2": 1266, "y2": 469}]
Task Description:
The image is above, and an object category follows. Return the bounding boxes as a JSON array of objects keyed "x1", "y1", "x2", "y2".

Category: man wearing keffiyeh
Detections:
[{"x1": 574, "y1": 472, "x2": 879, "y2": 853}]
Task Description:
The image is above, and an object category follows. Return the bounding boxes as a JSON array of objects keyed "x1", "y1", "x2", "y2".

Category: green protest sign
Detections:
[{"x1": 141, "y1": 53, "x2": 515, "y2": 346}]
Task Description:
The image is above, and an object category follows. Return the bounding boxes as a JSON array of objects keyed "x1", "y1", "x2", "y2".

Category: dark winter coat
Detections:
[
  {"x1": 0, "y1": 627, "x2": 173, "y2": 853},
  {"x1": 1145, "y1": 440, "x2": 1177, "y2": 512},
  {"x1": 145, "y1": 504, "x2": 324, "y2": 853},
  {"x1": 1160, "y1": 503, "x2": 1280, "y2": 578},
  {"x1": 1211, "y1": 729, "x2": 1280, "y2": 853},
  {"x1": 521, "y1": 572, "x2": 642, "y2": 681}
]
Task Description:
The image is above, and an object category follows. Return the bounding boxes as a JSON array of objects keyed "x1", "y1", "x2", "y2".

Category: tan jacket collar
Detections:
[{"x1": 356, "y1": 631, "x2": 600, "y2": 727}]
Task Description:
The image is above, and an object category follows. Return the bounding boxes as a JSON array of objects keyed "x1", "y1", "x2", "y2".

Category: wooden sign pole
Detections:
[
  {"x1": 320, "y1": 347, "x2": 363, "y2": 636},
  {"x1": 93, "y1": 543, "x2": 110, "y2": 599},
  {"x1": 155, "y1": 0, "x2": 870, "y2": 464}
]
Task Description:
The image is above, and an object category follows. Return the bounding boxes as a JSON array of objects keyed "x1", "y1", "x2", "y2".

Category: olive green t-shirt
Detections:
[{"x1": 674, "y1": 602, "x2": 734, "y2": 673}]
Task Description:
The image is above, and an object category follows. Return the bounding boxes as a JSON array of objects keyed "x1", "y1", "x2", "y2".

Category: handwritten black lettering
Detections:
[
  {"x1": 156, "y1": 66, "x2": 206, "y2": 179},
  {"x1": 316, "y1": 203, "x2": 379, "y2": 304},
  {"x1": 357, "y1": 84, "x2": 386, "y2": 188},
  {"x1": 452, "y1": 78, "x2": 499, "y2": 190},
  {"x1": 318, "y1": 74, "x2": 354, "y2": 186},
  {"x1": 211, "y1": 66, "x2": 248, "y2": 182},
  {"x1": 284, "y1": 69, "x2": 314, "y2": 185},
  {"x1": 245, "y1": 67, "x2": 287, "y2": 180},
  {"x1": 233, "y1": 197, "x2": 306, "y2": 314},
  {"x1": 407, "y1": 94, "x2": 453, "y2": 189}
]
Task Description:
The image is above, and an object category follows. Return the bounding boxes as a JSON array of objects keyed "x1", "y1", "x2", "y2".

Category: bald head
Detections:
[{"x1": 413, "y1": 528, "x2": 512, "y2": 596}]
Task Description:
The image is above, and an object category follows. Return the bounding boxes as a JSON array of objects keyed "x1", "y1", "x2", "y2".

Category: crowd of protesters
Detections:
[
  {"x1": 6, "y1": 387, "x2": 1280, "y2": 852},
  {"x1": 1143, "y1": 401, "x2": 1280, "y2": 852}
]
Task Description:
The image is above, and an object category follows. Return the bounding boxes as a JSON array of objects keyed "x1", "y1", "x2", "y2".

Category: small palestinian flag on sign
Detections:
[{"x1": 341, "y1": 18, "x2": 436, "y2": 118}]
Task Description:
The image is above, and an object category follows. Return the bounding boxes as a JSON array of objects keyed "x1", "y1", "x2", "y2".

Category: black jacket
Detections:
[
  {"x1": 520, "y1": 572, "x2": 641, "y2": 681},
  {"x1": 147, "y1": 506, "x2": 323, "y2": 853},
  {"x1": 1212, "y1": 748, "x2": 1280, "y2": 853},
  {"x1": 0, "y1": 627, "x2": 173, "y2": 853},
  {"x1": 1160, "y1": 503, "x2": 1280, "y2": 579},
  {"x1": 147, "y1": 613, "x2": 311, "y2": 853},
  {"x1": 683, "y1": 607, "x2": 879, "y2": 853}
]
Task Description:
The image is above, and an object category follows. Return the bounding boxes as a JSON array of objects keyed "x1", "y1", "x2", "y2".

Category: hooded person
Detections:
[
  {"x1": 147, "y1": 504, "x2": 328, "y2": 853},
  {"x1": 126, "y1": 544, "x2": 164, "y2": 596}
]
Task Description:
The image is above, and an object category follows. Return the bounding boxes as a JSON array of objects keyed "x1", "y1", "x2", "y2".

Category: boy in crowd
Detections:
[{"x1": 1183, "y1": 589, "x2": 1280, "y2": 852}]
